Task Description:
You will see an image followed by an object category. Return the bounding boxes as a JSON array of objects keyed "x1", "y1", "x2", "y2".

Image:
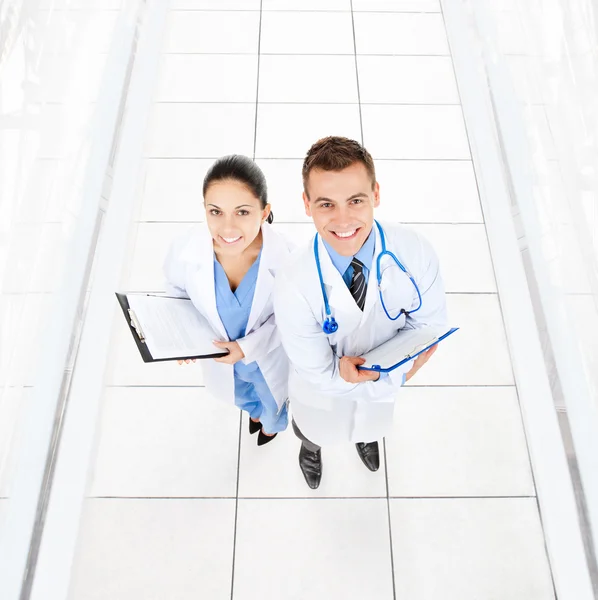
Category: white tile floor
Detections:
[{"x1": 67, "y1": 4, "x2": 555, "y2": 599}]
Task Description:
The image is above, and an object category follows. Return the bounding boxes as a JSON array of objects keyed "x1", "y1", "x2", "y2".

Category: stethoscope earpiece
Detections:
[{"x1": 314, "y1": 221, "x2": 423, "y2": 335}]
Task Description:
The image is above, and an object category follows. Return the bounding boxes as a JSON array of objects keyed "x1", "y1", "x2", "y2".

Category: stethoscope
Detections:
[{"x1": 314, "y1": 220, "x2": 422, "y2": 335}]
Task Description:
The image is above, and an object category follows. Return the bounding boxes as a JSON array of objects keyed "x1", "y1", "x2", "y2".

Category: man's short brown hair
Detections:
[{"x1": 302, "y1": 136, "x2": 376, "y2": 198}]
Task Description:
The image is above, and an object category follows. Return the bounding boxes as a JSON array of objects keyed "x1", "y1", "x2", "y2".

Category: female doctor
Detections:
[{"x1": 163, "y1": 155, "x2": 291, "y2": 445}]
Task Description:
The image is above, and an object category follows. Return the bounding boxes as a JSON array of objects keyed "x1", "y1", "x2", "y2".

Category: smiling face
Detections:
[
  {"x1": 303, "y1": 162, "x2": 380, "y2": 257},
  {"x1": 204, "y1": 180, "x2": 270, "y2": 257}
]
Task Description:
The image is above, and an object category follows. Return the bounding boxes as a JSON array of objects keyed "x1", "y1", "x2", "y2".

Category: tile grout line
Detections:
[
  {"x1": 382, "y1": 438, "x2": 398, "y2": 600},
  {"x1": 229, "y1": 411, "x2": 244, "y2": 600},
  {"x1": 232, "y1": 4, "x2": 263, "y2": 598},
  {"x1": 251, "y1": 0, "x2": 264, "y2": 161},
  {"x1": 350, "y1": 0, "x2": 365, "y2": 145}
]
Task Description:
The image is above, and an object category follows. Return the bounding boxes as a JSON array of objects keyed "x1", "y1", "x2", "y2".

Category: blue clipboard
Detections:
[{"x1": 358, "y1": 327, "x2": 459, "y2": 373}]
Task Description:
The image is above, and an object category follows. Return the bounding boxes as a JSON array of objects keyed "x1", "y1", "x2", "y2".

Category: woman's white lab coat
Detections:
[
  {"x1": 273, "y1": 222, "x2": 447, "y2": 445},
  {"x1": 163, "y1": 222, "x2": 292, "y2": 411}
]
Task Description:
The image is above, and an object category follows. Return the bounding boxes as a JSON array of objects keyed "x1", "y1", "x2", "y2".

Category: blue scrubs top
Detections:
[{"x1": 213, "y1": 253, "x2": 288, "y2": 434}]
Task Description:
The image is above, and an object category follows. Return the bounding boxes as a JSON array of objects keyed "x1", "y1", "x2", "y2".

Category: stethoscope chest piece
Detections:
[{"x1": 322, "y1": 317, "x2": 338, "y2": 335}]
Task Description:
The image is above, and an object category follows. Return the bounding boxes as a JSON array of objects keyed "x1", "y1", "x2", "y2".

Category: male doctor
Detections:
[{"x1": 273, "y1": 136, "x2": 447, "y2": 489}]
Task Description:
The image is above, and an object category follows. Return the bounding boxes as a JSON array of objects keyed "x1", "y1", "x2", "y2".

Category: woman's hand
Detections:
[
  {"x1": 177, "y1": 359, "x2": 196, "y2": 365},
  {"x1": 212, "y1": 340, "x2": 245, "y2": 365}
]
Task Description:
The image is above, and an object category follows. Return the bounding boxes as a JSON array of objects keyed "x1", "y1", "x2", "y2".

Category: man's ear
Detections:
[
  {"x1": 373, "y1": 182, "x2": 380, "y2": 208},
  {"x1": 303, "y1": 191, "x2": 312, "y2": 217}
]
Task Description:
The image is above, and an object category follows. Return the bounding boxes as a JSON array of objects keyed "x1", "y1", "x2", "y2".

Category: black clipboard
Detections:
[{"x1": 115, "y1": 293, "x2": 229, "y2": 363}]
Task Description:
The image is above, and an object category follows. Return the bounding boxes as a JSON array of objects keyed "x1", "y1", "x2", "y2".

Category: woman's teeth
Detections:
[
  {"x1": 221, "y1": 236, "x2": 241, "y2": 244},
  {"x1": 334, "y1": 229, "x2": 357, "y2": 238}
]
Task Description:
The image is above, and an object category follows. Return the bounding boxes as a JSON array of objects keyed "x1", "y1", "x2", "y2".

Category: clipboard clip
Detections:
[{"x1": 128, "y1": 309, "x2": 146, "y2": 343}]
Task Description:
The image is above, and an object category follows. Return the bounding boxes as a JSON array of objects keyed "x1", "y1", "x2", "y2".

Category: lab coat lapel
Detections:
[
  {"x1": 182, "y1": 224, "x2": 228, "y2": 340},
  {"x1": 245, "y1": 223, "x2": 276, "y2": 334},
  {"x1": 318, "y1": 236, "x2": 363, "y2": 337}
]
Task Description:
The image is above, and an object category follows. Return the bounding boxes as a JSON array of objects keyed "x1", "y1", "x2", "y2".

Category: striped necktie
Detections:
[{"x1": 348, "y1": 257, "x2": 366, "y2": 311}]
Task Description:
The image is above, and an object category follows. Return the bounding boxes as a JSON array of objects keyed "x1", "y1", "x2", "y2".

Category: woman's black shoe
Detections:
[
  {"x1": 257, "y1": 431, "x2": 277, "y2": 446},
  {"x1": 249, "y1": 419, "x2": 261, "y2": 435}
]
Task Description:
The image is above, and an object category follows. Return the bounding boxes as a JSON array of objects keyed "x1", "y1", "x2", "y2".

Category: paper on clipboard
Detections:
[
  {"x1": 359, "y1": 326, "x2": 458, "y2": 373},
  {"x1": 118, "y1": 293, "x2": 228, "y2": 362}
]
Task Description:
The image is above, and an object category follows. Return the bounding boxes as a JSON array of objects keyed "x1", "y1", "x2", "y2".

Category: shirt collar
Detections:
[{"x1": 322, "y1": 226, "x2": 376, "y2": 276}]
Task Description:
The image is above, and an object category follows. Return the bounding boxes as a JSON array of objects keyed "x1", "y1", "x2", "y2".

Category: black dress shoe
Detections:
[
  {"x1": 257, "y1": 431, "x2": 277, "y2": 446},
  {"x1": 355, "y1": 441, "x2": 380, "y2": 472},
  {"x1": 249, "y1": 419, "x2": 261, "y2": 435},
  {"x1": 299, "y1": 444, "x2": 322, "y2": 489}
]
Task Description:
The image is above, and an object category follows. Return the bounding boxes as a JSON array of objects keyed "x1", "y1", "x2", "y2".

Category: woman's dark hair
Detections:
[{"x1": 203, "y1": 155, "x2": 273, "y2": 224}]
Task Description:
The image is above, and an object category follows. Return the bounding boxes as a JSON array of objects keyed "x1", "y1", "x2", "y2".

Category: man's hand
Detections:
[
  {"x1": 405, "y1": 344, "x2": 438, "y2": 382},
  {"x1": 339, "y1": 356, "x2": 381, "y2": 383},
  {"x1": 212, "y1": 340, "x2": 245, "y2": 365}
]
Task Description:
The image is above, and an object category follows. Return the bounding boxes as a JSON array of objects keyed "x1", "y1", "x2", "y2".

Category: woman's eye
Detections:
[
  {"x1": 237, "y1": 210, "x2": 250, "y2": 216},
  {"x1": 209, "y1": 209, "x2": 221, "y2": 216}
]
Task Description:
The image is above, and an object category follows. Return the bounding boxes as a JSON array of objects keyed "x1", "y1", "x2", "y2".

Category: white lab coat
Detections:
[
  {"x1": 163, "y1": 222, "x2": 292, "y2": 411},
  {"x1": 273, "y1": 222, "x2": 447, "y2": 445}
]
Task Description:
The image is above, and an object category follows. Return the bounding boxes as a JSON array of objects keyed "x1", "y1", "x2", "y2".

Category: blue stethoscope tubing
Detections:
[{"x1": 314, "y1": 221, "x2": 423, "y2": 335}]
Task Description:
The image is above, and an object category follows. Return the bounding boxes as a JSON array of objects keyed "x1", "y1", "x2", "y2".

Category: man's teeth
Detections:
[
  {"x1": 222, "y1": 236, "x2": 241, "y2": 243},
  {"x1": 335, "y1": 230, "x2": 357, "y2": 238}
]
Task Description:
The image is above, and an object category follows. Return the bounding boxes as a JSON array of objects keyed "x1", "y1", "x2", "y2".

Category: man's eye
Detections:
[
  {"x1": 321, "y1": 203, "x2": 333, "y2": 208},
  {"x1": 352, "y1": 199, "x2": 362, "y2": 204}
]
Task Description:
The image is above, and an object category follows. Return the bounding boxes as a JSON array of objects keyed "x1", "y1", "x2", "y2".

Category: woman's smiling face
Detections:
[{"x1": 205, "y1": 180, "x2": 270, "y2": 256}]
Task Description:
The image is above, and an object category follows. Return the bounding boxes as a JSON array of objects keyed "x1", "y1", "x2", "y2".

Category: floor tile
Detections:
[
  {"x1": 154, "y1": 55, "x2": 258, "y2": 102},
  {"x1": 126, "y1": 222, "x2": 189, "y2": 291},
  {"x1": 255, "y1": 104, "x2": 361, "y2": 159},
  {"x1": 259, "y1": 55, "x2": 358, "y2": 103},
  {"x1": 374, "y1": 160, "x2": 483, "y2": 223},
  {"x1": 237, "y1": 414, "x2": 387, "y2": 498},
  {"x1": 390, "y1": 498, "x2": 555, "y2": 599},
  {"x1": 144, "y1": 103, "x2": 256, "y2": 158},
  {"x1": 410, "y1": 223, "x2": 496, "y2": 293},
  {"x1": 354, "y1": 13, "x2": 449, "y2": 55},
  {"x1": 260, "y1": 12, "x2": 354, "y2": 54},
  {"x1": 138, "y1": 159, "x2": 209, "y2": 222},
  {"x1": 234, "y1": 499, "x2": 394, "y2": 600},
  {"x1": 171, "y1": 0, "x2": 261, "y2": 8},
  {"x1": 361, "y1": 105, "x2": 471, "y2": 159},
  {"x1": 387, "y1": 387, "x2": 534, "y2": 497},
  {"x1": 68, "y1": 499, "x2": 235, "y2": 600},
  {"x1": 89, "y1": 387, "x2": 239, "y2": 498},
  {"x1": 262, "y1": 0, "x2": 350, "y2": 9},
  {"x1": 163, "y1": 11, "x2": 260, "y2": 53},
  {"x1": 105, "y1": 312, "x2": 206, "y2": 387},
  {"x1": 411, "y1": 293, "x2": 514, "y2": 386},
  {"x1": 358, "y1": 56, "x2": 459, "y2": 104},
  {"x1": 255, "y1": 159, "x2": 310, "y2": 223},
  {"x1": 0, "y1": 388, "x2": 31, "y2": 497},
  {"x1": 353, "y1": 0, "x2": 440, "y2": 11}
]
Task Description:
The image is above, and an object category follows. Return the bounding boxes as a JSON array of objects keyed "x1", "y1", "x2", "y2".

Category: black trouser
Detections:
[{"x1": 292, "y1": 419, "x2": 321, "y2": 453}]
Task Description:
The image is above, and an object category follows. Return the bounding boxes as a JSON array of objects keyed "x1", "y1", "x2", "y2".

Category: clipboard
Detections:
[
  {"x1": 115, "y1": 293, "x2": 228, "y2": 363},
  {"x1": 358, "y1": 327, "x2": 459, "y2": 373}
]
